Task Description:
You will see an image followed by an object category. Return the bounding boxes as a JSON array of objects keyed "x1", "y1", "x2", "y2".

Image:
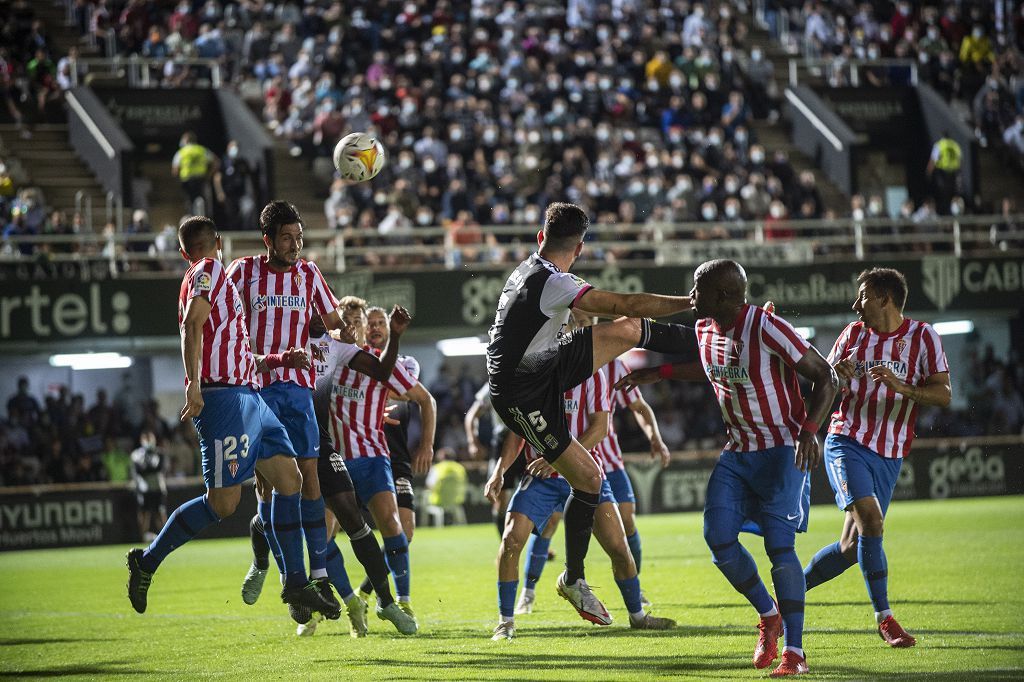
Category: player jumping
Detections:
[{"x1": 802, "y1": 268, "x2": 950, "y2": 647}]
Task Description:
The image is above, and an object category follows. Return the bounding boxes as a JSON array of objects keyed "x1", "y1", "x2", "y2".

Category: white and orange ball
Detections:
[{"x1": 333, "y1": 132, "x2": 386, "y2": 182}]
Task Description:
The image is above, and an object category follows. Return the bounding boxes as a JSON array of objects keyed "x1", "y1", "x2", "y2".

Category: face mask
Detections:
[
  {"x1": 867, "y1": 48, "x2": 879, "y2": 59},
  {"x1": 701, "y1": 206, "x2": 717, "y2": 220},
  {"x1": 677, "y1": 177, "x2": 692, "y2": 192},
  {"x1": 852, "y1": 208, "x2": 865, "y2": 220},
  {"x1": 751, "y1": 49, "x2": 762, "y2": 62},
  {"x1": 599, "y1": 78, "x2": 612, "y2": 89},
  {"x1": 552, "y1": 130, "x2": 565, "y2": 142},
  {"x1": 725, "y1": 204, "x2": 739, "y2": 219},
  {"x1": 672, "y1": 154, "x2": 685, "y2": 168},
  {"x1": 553, "y1": 103, "x2": 566, "y2": 115},
  {"x1": 596, "y1": 128, "x2": 610, "y2": 141},
  {"x1": 770, "y1": 205, "x2": 785, "y2": 218},
  {"x1": 973, "y1": 28, "x2": 983, "y2": 39},
  {"x1": 617, "y1": 28, "x2": 631, "y2": 41},
  {"x1": 337, "y1": 214, "x2": 351, "y2": 226},
  {"x1": 669, "y1": 74, "x2": 684, "y2": 88},
  {"x1": 707, "y1": 134, "x2": 722, "y2": 146},
  {"x1": 647, "y1": 79, "x2": 659, "y2": 92},
  {"x1": 724, "y1": 180, "x2": 738, "y2": 193},
  {"x1": 597, "y1": 28, "x2": 609, "y2": 41},
  {"x1": 740, "y1": 184, "x2": 756, "y2": 200},
  {"x1": 928, "y1": 29, "x2": 939, "y2": 40},
  {"x1": 0, "y1": 164, "x2": 6, "y2": 174},
  {"x1": 228, "y1": 147, "x2": 238, "y2": 159},
  {"x1": 527, "y1": 130, "x2": 541, "y2": 144},
  {"x1": 869, "y1": 201, "x2": 883, "y2": 214},
  {"x1": 575, "y1": 54, "x2": 588, "y2": 67},
  {"x1": 423, "y1": 159, "x2": 437, "y2": 172},
  {"x1": 450, "y1": 129, "x2": 463, "y2": 141},
  {"x1": 722, "y1": 51, "x2": 733, "y2": 63},
  {"x1": 416, "y1": 213, "x2": 432, "y2": 225},
  {"x1": 919, "y1": 52, "x2": 930, "y2": 64},
  {"x1": 735, "y1": 130, "x2": 747, "y2": 144},
  {"x1": 398, "y1": 157, "x2": 412, "y2": 169},
  {"x1": 628, "y1": 180, "x2": 644, "y2": 194},
  {"x1": 951, "y1": 201, "x2": 963, "y2": 215},
  {"x1": 669, "y1": 130, "x2": 683, "y2": 144},
  {"x1": 483, "y1": 129, "x2": 497, "y2": 144}
]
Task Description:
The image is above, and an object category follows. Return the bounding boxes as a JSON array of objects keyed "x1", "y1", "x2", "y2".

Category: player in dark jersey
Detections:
[
  {"x1": 486, "y1": 202, "x2": 694, "y2": 624},
  {"x1": 466, "y1": 382, "x2": 527, "y2": 537}
]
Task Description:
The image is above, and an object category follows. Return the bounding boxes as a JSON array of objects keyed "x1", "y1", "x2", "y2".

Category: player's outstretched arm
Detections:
[
  {"x1": 347, "y1": 305, "x2": 412, "y2": 381},
  {"x1": 485, "y1": 432, "x2": 524, "y2": 503},
  {"x1": 180, "y1": 296, "x2": 213, "y2": 422},
  {"x1": 628, "y1": 397, "x2": 672, "y2": 468},
  {"x1": 793, "y1": 347, "x2": 840, "y2": 472},
  {"x1": 402, "y1": 382, "x2": 437, "y2": 476},
  {"x1": 464, "y1": 398, "x2": 486, "y2": 460},
  {"x1": 869, "y1": 367, "x2": 952, "y2": 407},
  {"x1": 575, "y1": 288, "x2": 691, "y2": 319},
  {"x1": 613, "y1": 362, "x2": 706, "y2": 390}
]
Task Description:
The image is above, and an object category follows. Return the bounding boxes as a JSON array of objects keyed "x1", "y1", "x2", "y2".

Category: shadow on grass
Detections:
[
  {"x1": 0, "y1": 638, "x2": 117, "y2": 647},
  {"x1": 0, "y1": 662, "x2": 144, "y2": 677},
  {"x1": 685, "y1": 599, "x2": 992, "y2": 610}
]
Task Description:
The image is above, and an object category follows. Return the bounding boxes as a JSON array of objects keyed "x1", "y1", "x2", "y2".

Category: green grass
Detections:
[{"x1": 2, "y1": 497, "x2": 1023, "y2": 680}]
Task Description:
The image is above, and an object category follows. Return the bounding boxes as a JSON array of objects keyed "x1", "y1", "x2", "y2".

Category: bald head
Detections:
[{"x1": 691, "y1": 259, "x2": 748, "y2": 321}]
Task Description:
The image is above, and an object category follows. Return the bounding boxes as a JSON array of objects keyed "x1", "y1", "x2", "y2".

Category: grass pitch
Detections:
[{"x1": 2, "y1": 496, "x2": 1023, "y2": 680}]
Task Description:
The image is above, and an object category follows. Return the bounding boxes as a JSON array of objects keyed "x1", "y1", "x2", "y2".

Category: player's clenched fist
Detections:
[
  {"x1": 834, "y1": 353, "x2": 856, "y2": 382},
  {"x1": 282, "y1": 347, "x2": 310, "y2": 370},
  {"x1": 389, "y1": 305, "x2": 412, "y2": 336},
  {"x1": 180, "y1": 381, "x2": 204, "y2": 422}
]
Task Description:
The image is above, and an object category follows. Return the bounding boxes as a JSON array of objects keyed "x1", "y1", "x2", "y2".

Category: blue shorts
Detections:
[
  {"x1": 346, "y1": 456, "x2": 396, "y2": 505},
  {"x1": 509, "y1": 476, "x2": 616, "y2": 533},
  {"x1": 705, "y1": 446, "x2": 811, "y2": 534},
  {"x1": 606, "y1": 469, "x2": 636, "y2": 505},
  {"x1": 824, "y1": 433, "x2": 903, "y2": 515},
  {"x1": 259, "y1": 381, "x2": 319, "y2": 458},
  {"x1": 194, "y1": 386, "x2": 295, "y2": 489}
]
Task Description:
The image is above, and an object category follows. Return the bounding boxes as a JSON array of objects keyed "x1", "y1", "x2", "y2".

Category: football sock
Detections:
[
  {"x1": 348, "y1": 525, "x2": 393, "y2": 607},
  {"x1": 524, "y1": 535, "x2": 552, "y2": 590},
  {"x1": 141, "y1": 495, "x2": 219, "y2": 573},
  {"x1": 626, "y1": 531, "x2": 643, "y2": 573},
  {"x1": 324, "y1": 539, "x2": 354, "y2": 600},
  {"x1": 563, "y1": 488, "x2": 599, "y2": 584},
  {"x1": 707, "y1": 534, "x2": 775, "y2": 615},
  {"x1": 383, "y1": 533, "x2": 411, "y2": 599},
  {"x1": 300, "y1": 497, "x2": 328, "y2": 579},
  {"x1": 768, "y1": 545, "x2": 806, "y2": 651},
  {"x1": 615, "y1": 575, "x2": 643, "y2": 615},
  {"x1": 271, "y1": 491, "x2": 307, "y2": 588},
  {"x1": 258, "y1": 500, "x2": 285, "y2": 575},
  {"x1": 249, "y1": 514, "x2": 270, "y2": 571},
  {"x1": 804, "y1": 541, "x2": 857, "y2": 590},
  {"x1": 637, "y1": 320, "x2": 694, "y2": 354},
  {"x1": 498, "y1": 580, "x2": 518, "y2": 619},
  {"x1": 858, "y1": 535, "x2": 890, "y2": 614}
]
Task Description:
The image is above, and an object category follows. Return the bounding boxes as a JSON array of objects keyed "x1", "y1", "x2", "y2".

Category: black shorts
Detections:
[
  {"x1": 491, "y1": 327, "x2": 594, "y2": 464},
  {"x1": 395, "y1": 475, "x2": 415, "y2": 511},
  {"x1": 317, "y1": 435, "x2": 355, "y2": 498},
  {"x1": 136, "y1": 491, "x2": 165, "y2": 514}
]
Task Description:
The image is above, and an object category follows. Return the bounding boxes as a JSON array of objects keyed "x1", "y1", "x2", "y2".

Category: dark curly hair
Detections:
[{"x1": 259, "y1": 200, "x2": 302, "y2": 241}]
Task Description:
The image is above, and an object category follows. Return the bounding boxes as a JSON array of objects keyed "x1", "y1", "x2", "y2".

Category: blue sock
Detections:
[
  {"x1": 768, "y1": 545, "x2": 806, "y2": 651},
  {"x1": 300, "y1": 497, "x2": 328, "y2": 578},
  {"x1": 804, "y1": 541, "x2": 856, "y2": 591},
  {"x1": 497, "y1": 580, "x2": 518, "y2": 618},
  {"x1": 141, "y1": 495, "x2": 219, "y2": 572},
  {"x1": 626, "y1": 531, "x2": 642, "y2": 574},
  {"x1": 271, "y1": 491, "x2": 307, "y2": 588},
  {"x1": 615, "y1": 575, "x2": 643, "y2": 614},
  {"x1": 707, "y1": 537, "x2": 775, "y2": 614},
  {"x1": 524, "y1": 535, "x2": 551, "y2": 590},
  {"x1": 324, "y1": 539, "x2": 353, "y2": 600},
  {"x1": 858, "y1": 535, "x2": 890, "y2": 613},
  {"x1": 258, "y1": 500, "x2": 285, "y2": 575},
  {"x1": 383, "y1": 533, "x2": 410, "y2": 599}
]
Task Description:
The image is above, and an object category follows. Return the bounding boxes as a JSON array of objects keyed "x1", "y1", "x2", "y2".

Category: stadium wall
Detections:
[{"x1": 2, "y1": 437, "x2": 1020, "y2": 551}]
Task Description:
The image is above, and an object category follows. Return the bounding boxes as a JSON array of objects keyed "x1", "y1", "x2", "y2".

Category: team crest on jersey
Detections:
[
  {"x1": 295, "y1": 272, "x2": 303, "y2": 286},
  {"x1": 896, "y1": 338, "x2": 907, "y2": 354},
  {"x1": 228, "y1": 461, "x2": 239, "y2": 477},
  {"x1": 196, "y1": 272, "x2": 212, "y2": 290},
  {"x1": 544, "y1": 434, "x2": 559, "y2": 449},
  {"x1": 731, "y1": 340, "x2": 744, "y2": 357}
]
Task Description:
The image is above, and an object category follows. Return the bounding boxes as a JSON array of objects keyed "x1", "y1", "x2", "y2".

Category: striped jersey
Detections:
[
  {"x1": 522, "y1": 369, "x2": 611, "y2": 479},
  {"x1": 827, "y1": 318, "x2": 948, "y2": 458},
  {"x1": 695, "y1": 304, "x2": 811, "y2": 452},
  {"x1": 227, "y1": 255, "x2": 339, "y2": 389},
  {"x1": 326, "y1": 345, "x2": 417, "y2": 460},
  {"x1": 178, "y1": 257, "x2": 257, "y2": 388},
  {"x1": 593, "y1": 358, "x2": 642, "y2": 473}
]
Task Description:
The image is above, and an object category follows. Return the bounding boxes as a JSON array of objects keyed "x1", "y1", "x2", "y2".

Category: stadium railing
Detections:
[
  {"x1": 787, "y1": 58, "x2": 920, "y2": 88},
  {"x1": 69, "y1": 57, "x2": 224, "y2": 89},
  {"x1": 2, "y1": 214, "x2": 1021, "y2": 275}
]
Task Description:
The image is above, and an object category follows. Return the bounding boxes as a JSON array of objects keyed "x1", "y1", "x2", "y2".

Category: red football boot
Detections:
[
  {"x1": 753, "y1": 606, "x2": 783, "y2": 669},
  {"x1": 878, "y1": 615, "x2": 917, "y2": 648},
  {"x1": 771, "y1": 650, "x2": 809, "y2": 677}
]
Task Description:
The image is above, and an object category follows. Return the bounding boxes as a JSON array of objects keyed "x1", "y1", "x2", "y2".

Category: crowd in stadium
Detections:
[
  {"x1": 3, "y1": 336, "x2": 1022, "y2": 487},
  {"x1": 0, "y1": 0, "x2": 1019, "y2": 265}
]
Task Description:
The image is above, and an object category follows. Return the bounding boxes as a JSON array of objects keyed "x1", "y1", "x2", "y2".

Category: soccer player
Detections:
[
  {"x1": 484, "y1": 365, "x2": 675, "y2": 640},
  {"x1": 486, "y1": 202, "x2": 693, "y2": 625},
  {"x1": 802, "y1": 268, "x2": 950, "y2": 647},
  {"x1": 355, "y1": 305, "x2": 437, "y2": 614},
  {"x1": 617, "y1": 259, "x2": 838, "y2": 677},
  {"x1": 230, "y1": 201, "x2": 344, "y2": 619},
  {"x1": 465, "y1": 382, "x2": 527, "y2": 537},
  {"x1": 326, "y1": 305, "x2": 433, "y2": 623},
  {"x1": 126, "y1": 216, "x2": 338, "y2": 621}
]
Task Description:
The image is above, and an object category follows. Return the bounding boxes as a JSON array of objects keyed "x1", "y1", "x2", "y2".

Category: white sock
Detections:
[
  {"x1": 628, "y1": 610, "x2": 646, "y2": 623},
  {"x1": 501, "y1": 614, "x2": 514, "y2": 624},
  {"x1": 398, "y1": 595, "x2": 411, "y2": 604},
  {"x1": 310, "y1": 568, "x2": 328, "y2": 579},
  {"x1": 341, "y1": 591, "x2": 356, "y2": 603},
  {"x1": 759, "y1": 605, "x2": 779, "y2": 618},
  {"x1": 523, "y1": 588, "x2": 535, "y2": 598},
  {"x1": 784, "y1": 646, "x2": 804, "y2": 658},
  {"x1": 876, "y1": 609, "x2": 893, "y2": 624}
]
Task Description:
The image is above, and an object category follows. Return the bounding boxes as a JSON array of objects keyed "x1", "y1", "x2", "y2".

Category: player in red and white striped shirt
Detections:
[
  {"x1": 616, "y1": 260, "x2": 837, "y2": 677},
  {"x1": 593, "y1": 354, "x2": 671, "y2": 609},
  {"x1": 323, "y1": 305, "x2": 434, "y2": 619},
  {"x1": 484, "y1": 365, "x2": 675, "y2": 640},
  {"x1": 803, "y1": 268, "x2": 951, "y2": 649},
  {"x1": 127, "y1": 216, "x2": 338, "y2": 622},
  {"x1": 230, "y1": 201, "x2": 346, "y2": 625}
]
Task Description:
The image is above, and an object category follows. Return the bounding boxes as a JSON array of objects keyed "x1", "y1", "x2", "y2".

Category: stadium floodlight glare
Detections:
[
  {"x1": 794, "y1": 326, "x2": 816, "y2": 340},
  {"x1": 437, "y1": 336, "x2": 488, "y2": 357},
  {"x1": 49, "y1": 352, "x2": 134, "y2": 370},
  {"x1": 932, "y1": 320, "x2": 975, "y2": 336}
]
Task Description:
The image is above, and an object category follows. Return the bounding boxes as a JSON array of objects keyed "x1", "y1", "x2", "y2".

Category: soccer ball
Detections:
[{"x1": 333, "y1": 132, "x2": 386, "y2": 182}]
